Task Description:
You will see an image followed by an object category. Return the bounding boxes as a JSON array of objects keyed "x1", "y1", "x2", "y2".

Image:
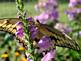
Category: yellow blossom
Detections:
[
  {"x1": 18, "y1": 47, "x2": 25, "y2": 51},
  {"x1": 1, "y1": 53, "x2": 8, "y2": 58},
  {"x1": 15, "y1": 52, "x2": 20, "y2": 56},
  {"x1": 21, "y1": 57, "x2": 27, "y2": 61}
]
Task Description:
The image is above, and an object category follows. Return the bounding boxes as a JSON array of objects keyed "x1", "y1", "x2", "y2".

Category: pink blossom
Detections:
[
  {"x1": 54, "y1": 23, "x2": 72, "y2": 33},
  {"x1": 41, "y1": 49, "x2": 56, "y2": 61},
  {"x1": 34, "y1": 12, "x2": 49, "y2": 24}
]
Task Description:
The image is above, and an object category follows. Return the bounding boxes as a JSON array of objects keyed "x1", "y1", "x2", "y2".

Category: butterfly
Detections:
[{"x1": 0, "y1": 18, "x2": 80, "y2": 51}]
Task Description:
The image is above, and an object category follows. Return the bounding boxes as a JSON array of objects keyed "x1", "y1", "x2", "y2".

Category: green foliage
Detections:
[{"x1": 0, "y1": 0, "x2": 37, "y2": 2}]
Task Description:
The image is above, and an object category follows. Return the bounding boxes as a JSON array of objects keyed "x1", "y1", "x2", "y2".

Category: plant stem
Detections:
[{"x1": 16, "y1": 0, "x2": 35, "y2": 60}]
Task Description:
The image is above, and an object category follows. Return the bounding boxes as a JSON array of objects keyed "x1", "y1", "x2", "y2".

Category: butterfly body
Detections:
[{"x1": 0, "y1": 18, "x2": 80, "y2": 51}]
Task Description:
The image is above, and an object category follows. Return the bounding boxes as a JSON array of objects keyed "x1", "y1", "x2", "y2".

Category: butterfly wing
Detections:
[
  {"x1": 0, "y1": 18, "x2": 28, "y2": 49},
  {"x1": 36, "y1": 23, "x2": 80, "y2": 51},
  {"x1": 0, "y1": 18, "x2": 20, "y2": 24},
  {"x1": 0, "y1": 18, "x2": 25, "y2": 41},
  {"x1": 0, "y1": 18, "x2": 20, "y2": 34}
]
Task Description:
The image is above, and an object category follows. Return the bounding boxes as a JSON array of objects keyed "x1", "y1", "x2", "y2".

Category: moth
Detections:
[{"x1": 0, "y1": 18, "x2": 80, "y2": 51}]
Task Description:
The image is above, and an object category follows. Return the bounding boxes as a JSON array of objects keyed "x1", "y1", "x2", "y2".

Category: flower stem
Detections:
[{"x1": 16, "y1": 0, "x2": 35, "y2": 60}]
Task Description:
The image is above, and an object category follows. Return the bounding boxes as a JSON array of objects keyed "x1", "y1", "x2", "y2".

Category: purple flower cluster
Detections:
[
  {"x1": 29, "y1": 22, "x2": 56, "y2": 60},
  {"x1": 28, "y1": 18, "x2": 38, "y2": 39},
  {"x1": 16, "y1": 21, "x2": 24, "y2": 38},
  {"x1": 38, "y1": 36, "x2": 56, "y2": 61},
  {"x1": 28, "y1": 18, "x2": 56, "y2": 60},
  {"x1": 38, "y1": 36, "x2": 53, "y2": 52},
  {"x1": 34, "y1": 0, "x2": 58, "y2": 24},
  {"x1": 66, "y1": 0, "x2": 81, "y2": 20},
  {"x1": 68, "y1": 0, "x2": 81, "y2": 7},
  {"x1": 16, "y1": 17, "x2": 56, "y2": 61}
]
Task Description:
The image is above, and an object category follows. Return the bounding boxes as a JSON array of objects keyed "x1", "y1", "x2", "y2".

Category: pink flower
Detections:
[
  {"x1": 69, "y1": 0, "x2": 78, "y2": 7},
  {"x1": 34, "y1": 12, "x2": 49, "y2": 24},
  {"x1": 48, "y1": 0, "x2": 58, "y2": 6},
  {"x1": 70, "y1": 0, "x2": 77, "y2": 3},
  {"x1": 69, "y1": 0, "x2": 81, "y2": 7},
  {"x1": 76, "y1": 8, "x2": 81, "y2": 13},
  {"x1": 41, "y1": 49, "x2": 56, "y2": 61},
  {"x1": 54, "y1": 23, "x2": 72, "y2": 33},
  {"x1": 79, "y1": 31, "x2": 81, "y2": 36}
]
